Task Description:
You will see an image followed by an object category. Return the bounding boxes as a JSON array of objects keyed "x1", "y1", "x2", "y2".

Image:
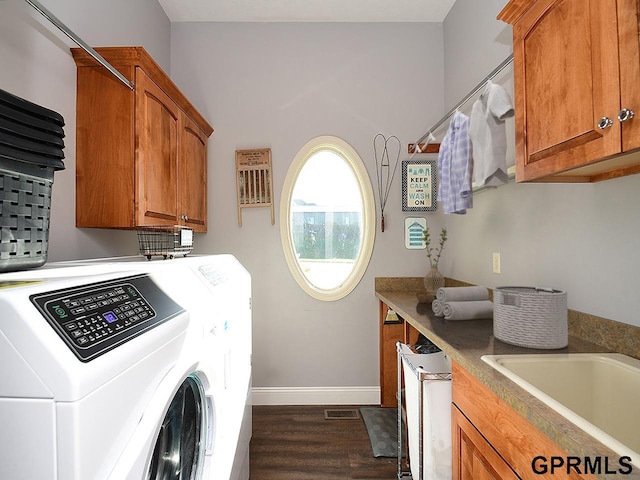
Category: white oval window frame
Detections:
[{"x1": 280, "y1": 136, "x2": 375, "y2": 301}]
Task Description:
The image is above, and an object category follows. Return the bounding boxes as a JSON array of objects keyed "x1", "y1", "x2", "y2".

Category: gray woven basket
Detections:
[
  {"x1": 0, "y1": 160, "x2": 54, "y2": 272},
  {"x1": 493, "y1": 287, "x2": 567, "y2": 349}
]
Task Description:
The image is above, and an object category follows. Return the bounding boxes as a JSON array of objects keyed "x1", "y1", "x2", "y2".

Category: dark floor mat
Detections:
[{"x1": 359, "y1": 407, "x2": 401, "y2": 458}]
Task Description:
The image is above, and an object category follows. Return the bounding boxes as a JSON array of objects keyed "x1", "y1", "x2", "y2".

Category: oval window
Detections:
[{"x1": 280, "y1": 136, "x2": 375, "y2": 301}]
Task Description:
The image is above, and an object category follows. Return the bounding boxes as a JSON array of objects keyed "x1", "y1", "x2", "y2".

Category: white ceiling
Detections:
[{"x1": 158, "y1": 0, "x2": 458, "y2": 23}]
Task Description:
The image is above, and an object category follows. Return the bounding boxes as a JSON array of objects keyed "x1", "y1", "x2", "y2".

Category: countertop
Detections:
[{"x1": 376, "y1": 288, "x2": 639, "y2": 480}]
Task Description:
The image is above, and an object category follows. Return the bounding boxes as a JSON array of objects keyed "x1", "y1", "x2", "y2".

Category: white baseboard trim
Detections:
[{"x1": 252, "y1": 386, "x2": 380, "y2": 406}]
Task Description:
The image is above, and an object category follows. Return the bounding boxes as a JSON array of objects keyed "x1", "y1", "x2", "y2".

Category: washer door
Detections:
[{"x1": 147, "y1": 374, "x2": 207, "y2": 480}]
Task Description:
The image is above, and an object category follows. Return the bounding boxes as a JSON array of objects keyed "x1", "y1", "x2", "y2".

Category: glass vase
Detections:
[{"x1": 424, "y1": 266, "x2": 445, "y2": 294}]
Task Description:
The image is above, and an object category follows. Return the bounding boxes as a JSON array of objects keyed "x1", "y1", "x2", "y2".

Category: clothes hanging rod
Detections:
[
  {"x1": 414, "y1": 54, "x2": 514, "y2": 146},
  {"x1": 24, "y1": 0, "x2": 134, "y2": 90}
]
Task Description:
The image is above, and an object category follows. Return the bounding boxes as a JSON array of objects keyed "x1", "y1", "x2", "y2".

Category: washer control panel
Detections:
[{"x1": 30, "y1": 274, "x2": 184, "y2": 362}]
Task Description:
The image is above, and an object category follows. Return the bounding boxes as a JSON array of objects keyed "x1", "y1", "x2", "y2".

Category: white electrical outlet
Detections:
[{"x1": 492, "y1": 253, "x2": 501, "y2": 274}]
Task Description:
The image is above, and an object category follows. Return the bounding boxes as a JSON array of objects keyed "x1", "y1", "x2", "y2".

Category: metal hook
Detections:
[{"x1": 374, "y1": 134, "x2": 401, "y2": 232}]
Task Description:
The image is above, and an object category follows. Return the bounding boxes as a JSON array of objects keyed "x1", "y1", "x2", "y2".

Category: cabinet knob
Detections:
[
  {"x1": 618, "y1": 108, "x2": 635, "y2": 122},
  {"x1": 597, "y1": 116, "x2": 614, "y2": 130}
]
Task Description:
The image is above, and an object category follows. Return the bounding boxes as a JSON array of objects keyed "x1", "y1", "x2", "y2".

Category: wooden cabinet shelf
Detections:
[
  {"x1": 499, "y1": 0, "x2": 640, "y2": 182},
  {"x1": 72, "y1": 46, "x2": 213, "y2": 231}
]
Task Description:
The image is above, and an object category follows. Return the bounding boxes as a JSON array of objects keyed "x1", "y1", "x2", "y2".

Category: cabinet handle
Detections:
[
  {"x1": 597, "y1": 116, "x2": 614, "y2": 130},
  {"x1": 618, "y1": 108, "x2": 635, "y2": 122}
]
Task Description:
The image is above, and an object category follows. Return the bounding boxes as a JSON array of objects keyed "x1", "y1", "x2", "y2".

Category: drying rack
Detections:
[
  {"x1": 23, "y1": 0, "x2": 134, "y2": 90},
  {"x1": 410, "y1": 54, "x2": 514, "y2": 155}
]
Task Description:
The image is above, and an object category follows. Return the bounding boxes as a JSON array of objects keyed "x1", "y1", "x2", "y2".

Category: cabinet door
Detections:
[
  {"x1": 75, "y1": 64, "x2": 136, "y2": 228},
  {"x1": 379, "y1": 301, "x2": 404, "y2": 407},
  {"x1": 179, "y1": 113, "x2": 208, "y2": 232},
  {"x1": 619, "y1": 0, "x2": 640, "y2": 152},
  {"x1": 135, "y1": 68, "x2": 180, "y2": 226},
  {"x1": 512, "y1": 0, "x2": 621, "y2": 181},
  {"x1": 452, "y1": 405, "x2": 519, "y2": 480}
]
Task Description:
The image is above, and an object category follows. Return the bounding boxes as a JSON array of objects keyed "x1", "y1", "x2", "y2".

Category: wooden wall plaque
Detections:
[{"x1": 235, "y1": 148, "x2": 275, "y2": 226}]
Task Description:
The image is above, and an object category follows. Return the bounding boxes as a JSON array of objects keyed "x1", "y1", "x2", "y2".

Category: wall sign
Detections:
[
  {"x1": 404, "y1": 217, "x2": 426, "y2": 249},
  {"x1": 236, "y1": 148, "x2": 275, "y2": 226},
  {"x1": 401, "y1": 159, "x2": 438, "y2": 212}
]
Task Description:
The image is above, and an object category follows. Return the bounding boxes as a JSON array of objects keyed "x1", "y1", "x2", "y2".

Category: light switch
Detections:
[{"x1": 492, "y1": 253, "x2": 501, "y2": 274}]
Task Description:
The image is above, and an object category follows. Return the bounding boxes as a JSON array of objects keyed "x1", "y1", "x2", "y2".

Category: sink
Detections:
[{"x1": 481, "y1": 353, "x2": 640, "y2": 464}]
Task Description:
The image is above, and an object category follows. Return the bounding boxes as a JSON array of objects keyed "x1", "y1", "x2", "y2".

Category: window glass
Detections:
[
  {"x1": 280, "y1": 136, "x2": 375, "y2": 301},
  {"x1": 147, "y1": 374, "x2": 206, "y2": 479}
]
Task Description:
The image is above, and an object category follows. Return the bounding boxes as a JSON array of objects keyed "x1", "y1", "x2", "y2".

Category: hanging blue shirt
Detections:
[{"x1": 437, "y1": 111, "x2": 473, "y2": 214}]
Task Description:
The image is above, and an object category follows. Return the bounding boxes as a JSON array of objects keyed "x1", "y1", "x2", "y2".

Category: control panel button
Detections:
[
  {"x1": 40, "y1": 282, "x2": 157, "y2": 350},
  {"x1": 30, "y1": 274, "x2": 184, "y2": 362}
]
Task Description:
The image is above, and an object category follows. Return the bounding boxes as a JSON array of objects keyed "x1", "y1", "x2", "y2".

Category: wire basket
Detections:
[{"x1": 137, "y1": 226, "x2": 193, "y2": 260}]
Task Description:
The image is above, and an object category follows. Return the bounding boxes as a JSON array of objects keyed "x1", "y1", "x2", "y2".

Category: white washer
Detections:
[
  {"x1": 0, "y1": 254, "x2": 252, "y2": 480},
  {"x1": 80, "y1": 255, "x2": 253, "y2": 480}
]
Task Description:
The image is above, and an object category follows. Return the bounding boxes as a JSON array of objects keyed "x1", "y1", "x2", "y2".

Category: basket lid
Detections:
[
  {"x1": 496, "y1": 286, "x2": 565, "y2": 296},
  {"x1": 0, "y1": 88, "x2": 65, "y2": 127},
  {"x1": 0, "y1": 144, "x2": 65, "y2": 171},
  {"x1": 0, "y1": 117, "x2": 64, "y2": 148}
]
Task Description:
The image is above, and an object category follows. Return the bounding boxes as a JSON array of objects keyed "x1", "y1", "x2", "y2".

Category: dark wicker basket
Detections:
[
  {"x1": 0, "y1": 88, "x2": 65, "y2": 272},
  {"x1": 0, "y1": 159, "x2": 54, "y2": 272}
]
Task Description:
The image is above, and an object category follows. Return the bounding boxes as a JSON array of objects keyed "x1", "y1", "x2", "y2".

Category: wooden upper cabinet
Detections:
[
  {"x1": 72, "y1": 46, "x2": 213, "y2": 231},
  {"x1": 135, "y1": 68, "x2": 180, "y2": 227},
  {"x1": 180, "y1": 113, "x2": 208, "y2": 230},
  {"x1": 619, "y1": 0, "x2": 640, "y2": 154},
  {"x1": 499, "y1": 0, "x2": 640, "y2": 182}
]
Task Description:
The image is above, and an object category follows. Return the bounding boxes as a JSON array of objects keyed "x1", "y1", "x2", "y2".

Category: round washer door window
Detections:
[{"x1": 147, "y1": 374, "x2": 207, "y2": 480}]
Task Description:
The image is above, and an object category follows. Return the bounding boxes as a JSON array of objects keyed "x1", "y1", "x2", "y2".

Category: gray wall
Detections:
[
  {"x1": 170, "y1": 22, "x2": 446, "y2": 392},
  {"x1": 0, "y1": 0, "x2": 171, "y2": 261},
  {"x1": 2, "y1": 0, "x2": 639, "y2": 399},
  {"x1": 441, "y1": 0, "x2": 640, "y2": 327}
]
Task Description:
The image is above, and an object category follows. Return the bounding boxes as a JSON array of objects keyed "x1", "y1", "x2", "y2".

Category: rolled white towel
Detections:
[
  {"x1": 443, "y1": 300, "x2": 493, "y2": 321},
  {"x1": 436, "y1": 286, "x2": 489, "y2": 303},
  {"x1": 431, "y1": 299, "x2": 444, "y2": 317}
]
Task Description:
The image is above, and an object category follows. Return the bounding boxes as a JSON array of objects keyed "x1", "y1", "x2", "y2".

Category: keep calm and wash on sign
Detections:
[{"x1": 406, "y1": 164, "x2": 433, "y2": 208}]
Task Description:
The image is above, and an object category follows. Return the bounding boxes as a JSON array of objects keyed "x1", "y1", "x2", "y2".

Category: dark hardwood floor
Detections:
[{"x1": 249, "y1": 405, "x2": 398, "y2": 480}]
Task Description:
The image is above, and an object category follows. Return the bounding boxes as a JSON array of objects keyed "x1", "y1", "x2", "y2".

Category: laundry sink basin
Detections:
[{"x1": 481, "y1": 353, "x2": 640, "y2": 464}]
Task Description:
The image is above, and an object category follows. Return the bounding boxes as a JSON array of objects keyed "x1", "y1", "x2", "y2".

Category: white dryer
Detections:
[
  {"x1": 185, "y1": 255, "x2": 253, "y2": 480},
  {"x1": 0, "y1": 254, "x2": 252, "y2": 480}
]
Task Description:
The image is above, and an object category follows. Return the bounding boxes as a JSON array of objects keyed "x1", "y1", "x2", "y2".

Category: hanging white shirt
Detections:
[{"x1": 469, "y1": 81, "x2": 514, "y2": 187}]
